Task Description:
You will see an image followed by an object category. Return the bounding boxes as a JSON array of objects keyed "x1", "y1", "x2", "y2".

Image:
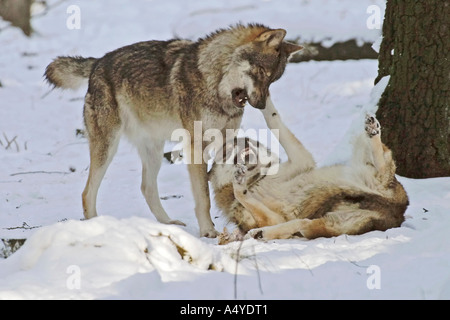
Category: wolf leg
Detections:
[
  {"x1": 247, "y1": 209, "x2": 380, "y2": 240},
  {"x1": 82, "y1": 128, "x2": 120, "y2": 220},
  {"x1": 245, "y1": 219, "x2": 306, "y2": 240},
  {"x1": 139, "y1": 141, "x2": 185, "y2": 226},
  {"x1": 187, "y1": 162, "x2": 218, "y2": 237},
  {"x1": 82, "y1": 91, "x2": 121, "y2": 220},
  {"x1": 262, "y1": 97, "x2": 315, "y2": 173},
  {"x1": 302, "y1": 210, "x2": 381, "y2": 239},
  {"x1": 365, "y1": 115, "x2": 386, "y2": 172},
  {"x1": 363, "y1": 114, "x2": 397, "y2": 183},
  {"x1": 233, "y1": 164, "x2": 285, "y2": 227}
]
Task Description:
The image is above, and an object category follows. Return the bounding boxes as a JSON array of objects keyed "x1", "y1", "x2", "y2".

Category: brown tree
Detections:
[
  {"x1": 0, "y1": 0, "x2": 33, "y2": 36},
  {"x1": 375, "y1": 0, "x2": 449, "y2": 178}
]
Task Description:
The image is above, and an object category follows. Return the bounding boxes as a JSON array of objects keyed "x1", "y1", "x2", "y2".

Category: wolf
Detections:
[
  {"x1": 210, "y1": 99, "x2": 409, "y2": 243},
  {"x1": 44, "y1": 23, "x2": 303, "y2": 237}
]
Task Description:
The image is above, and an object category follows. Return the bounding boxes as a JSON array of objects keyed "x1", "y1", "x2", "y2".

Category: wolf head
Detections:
[
  {"x1": 219, "y1": 26, "x2": 303, "y2": 110},
  {"x1": 199, "y1": 24, "x2": 302, "y2": 111},
  {"x1": 208, "y1": 137, "x2": 280, "y2": 190}
]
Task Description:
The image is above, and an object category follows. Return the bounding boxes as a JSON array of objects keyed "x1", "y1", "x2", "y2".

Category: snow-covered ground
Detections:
[{"x1": 0, "y1": 0, "x2": 449, "y2": 300}]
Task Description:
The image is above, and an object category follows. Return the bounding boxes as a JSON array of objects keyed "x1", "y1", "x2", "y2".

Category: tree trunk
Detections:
[
  {"x1": 375, "y1": 0, "x2": 450, "y2": 178},
  {"x1": 0, "y1": 0, "x2": 33, "y2": 36}
]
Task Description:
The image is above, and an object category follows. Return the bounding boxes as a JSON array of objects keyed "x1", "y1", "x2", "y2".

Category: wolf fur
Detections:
[
  {"x1": 210, "y1": 98, "x2": 409, "y2": 243},
  {"x1": 44, "y1": 24, "x2": 303, "y2": 237}
]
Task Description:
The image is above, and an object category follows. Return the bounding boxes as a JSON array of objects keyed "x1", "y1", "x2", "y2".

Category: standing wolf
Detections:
[
  {"x1": 44, "y1": 24, "x2": 303, "y2": 237},
  {"x1": 210, "y1": 99, "x2": 409, "y2": 243}
]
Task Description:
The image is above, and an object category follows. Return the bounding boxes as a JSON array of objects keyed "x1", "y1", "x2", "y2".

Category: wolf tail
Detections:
[{"x1": 44, "y1": 56, "x2": 97, "y2": 90}]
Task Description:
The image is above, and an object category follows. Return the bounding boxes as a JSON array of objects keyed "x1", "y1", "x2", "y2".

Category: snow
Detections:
[{"x1": 1, "y1": 0, "x2": 449, "y2": 300}]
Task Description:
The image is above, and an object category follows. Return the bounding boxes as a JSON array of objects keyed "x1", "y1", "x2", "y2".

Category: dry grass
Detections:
[{"x1": 0, "y1": 132, "x2": 27, "y2": 152}]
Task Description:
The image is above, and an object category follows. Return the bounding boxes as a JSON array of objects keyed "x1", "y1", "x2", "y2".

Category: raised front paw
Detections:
[
  {"x1": 234, "y1": 163, "x2": 248, "y2": 185},
  {"x1": 365, "y1": 114, "x2": 381, "y2": 138}
]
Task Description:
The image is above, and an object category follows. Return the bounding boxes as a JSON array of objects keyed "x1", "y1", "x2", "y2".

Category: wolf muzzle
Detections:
[{"x1": 231, "y1": 88, "x2": 267, "y2": 110}]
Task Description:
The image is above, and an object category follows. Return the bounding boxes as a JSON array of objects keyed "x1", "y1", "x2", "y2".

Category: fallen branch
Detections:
[
  {"x1": 234, "y1": 240, "x2": 244, "y2": 300},
  {"x1": 10, "y1": 170, "x2": 71, "y2": 177},
  {"x1": 3, "y1": 222, "x2": 41, "y2": 230},
  {"x1": 290, "y1": 39, "x2": 378, "y2": 63}
]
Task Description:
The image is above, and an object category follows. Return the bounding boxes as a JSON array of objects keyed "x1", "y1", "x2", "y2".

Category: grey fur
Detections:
[{"x1": 44, "y1": 23, "x2": 302, "y2": 237}]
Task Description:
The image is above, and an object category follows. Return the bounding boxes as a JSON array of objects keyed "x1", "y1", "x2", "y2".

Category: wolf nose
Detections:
[{"x1": 253, "y1": 100, "x2": 266, "y2": 110}]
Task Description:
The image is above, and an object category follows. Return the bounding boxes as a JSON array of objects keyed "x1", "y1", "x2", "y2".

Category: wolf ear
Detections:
[
  {"x1": 256, "y1": 29, "x2": 287, "y2": 48},
  {"x1": 283, "y1": 42, "x2": 304, "y2": 57}
]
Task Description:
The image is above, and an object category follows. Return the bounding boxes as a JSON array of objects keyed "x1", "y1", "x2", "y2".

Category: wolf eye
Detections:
[{"x1": 258, "y1": 66, "x2": 271, "y2": 78}]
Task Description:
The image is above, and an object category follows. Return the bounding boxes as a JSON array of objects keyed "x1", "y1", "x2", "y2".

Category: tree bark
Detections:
[{"x1": 376, "y1": 0, "x2": 450, "y2": 178}]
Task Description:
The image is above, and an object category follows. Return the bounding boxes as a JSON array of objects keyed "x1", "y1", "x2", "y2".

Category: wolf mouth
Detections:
[{"x1": 231, "y1": 88, "x2": 248, "y2": 108}]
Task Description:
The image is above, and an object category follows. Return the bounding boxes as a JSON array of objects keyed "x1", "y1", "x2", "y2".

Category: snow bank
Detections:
[{"x1": 0, "y1": 216, "x2": 238, "y2": 299}]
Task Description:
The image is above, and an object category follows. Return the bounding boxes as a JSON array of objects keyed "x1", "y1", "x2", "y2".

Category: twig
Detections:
[
  {"x1": 1, "y1": 132, "x2": 21, "y2": 152},
  {"x1": 348, "y1": 260, "x2": 370, "y2": 269},
  {"x1": 4, "y1": 222, "x2": 41, "y2": 230},
  {"x1": 289, "y1": 243, "x2": 314, "y2": 276},
  {"x1": 2, "y1": 132, "x2": 16, "y2": 150},
  {"x1": 233, "y1": 240, "x2": 244, "y2": 300},
  {"x1": 252, "y1": 244, "x2": 264, "y2": 295},
  {"x1": 49, "y1": 141, "x2": 87, "y2": 156},
  {"x1": 0, "y1": 179, "x2": 22, "y2": 183},
  {"x1": 10, "y1": 170, "x2": 71, "y2": 177},
  {"x1": 40, "y1": 87, "x2": 54, "y2": 99}
]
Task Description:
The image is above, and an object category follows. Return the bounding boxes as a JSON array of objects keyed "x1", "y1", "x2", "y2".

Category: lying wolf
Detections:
[
  {"x1": 210, "y1": 99, "x2": 409, "y2": 243},
  {"x1": 44, "y1": 24, "x2": 302, "y2": 237}
]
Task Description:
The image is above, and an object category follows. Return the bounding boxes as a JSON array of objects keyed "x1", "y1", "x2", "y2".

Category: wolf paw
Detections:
[
  {"x1": 234, "y1": 163, "x2": 247, "y2": 185},
  {"x1": 218, "y1": 228, "x2": 245, "y2": 245},
  {"x1": 365, "y1": 114, "x2": 381, "y2": 138},
  {"x1": 245, "y1": 228, "x2": 265, "y2": 240},
  {"x1": 200, "y1": 228, "x2": 220, "y2": 238}
]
